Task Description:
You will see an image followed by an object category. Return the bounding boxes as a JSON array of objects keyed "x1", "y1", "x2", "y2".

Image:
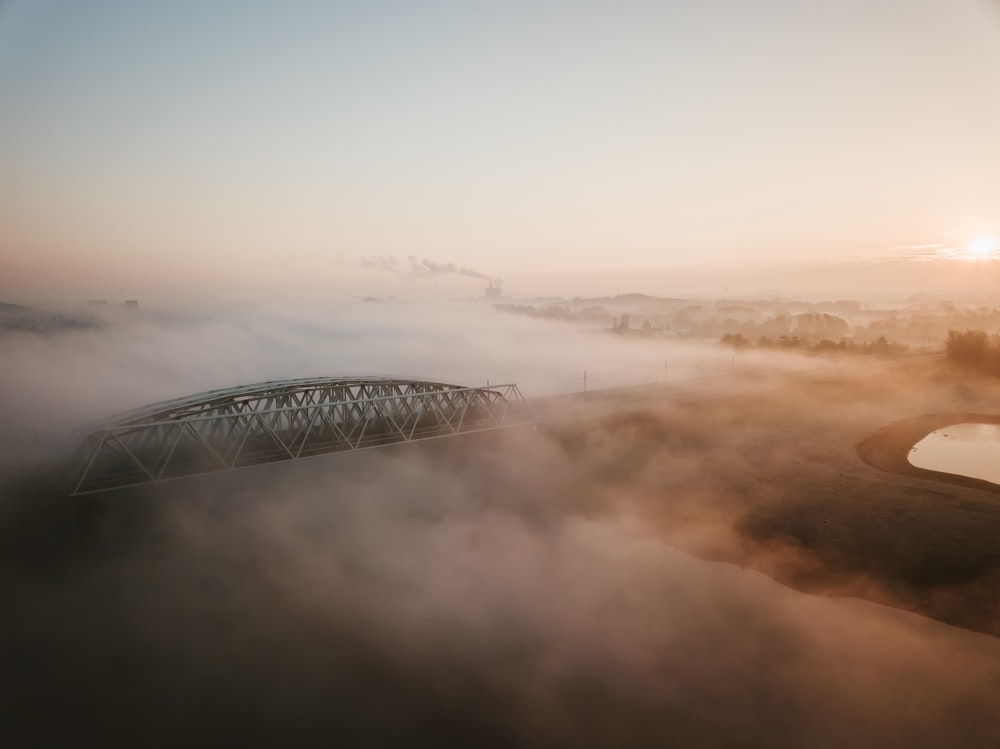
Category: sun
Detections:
[{"x1": 967, "y1": 235, "x2": 997, "y2": 259}]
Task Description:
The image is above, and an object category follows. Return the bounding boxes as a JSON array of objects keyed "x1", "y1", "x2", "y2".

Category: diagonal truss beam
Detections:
[{"x1": 65, "y1": 378, "x2": 536, "y2": 496}]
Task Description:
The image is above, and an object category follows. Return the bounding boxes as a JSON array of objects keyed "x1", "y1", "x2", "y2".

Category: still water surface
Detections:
[{"x1": 908, "y1": 422, "x2": 1000, "y2": 485}]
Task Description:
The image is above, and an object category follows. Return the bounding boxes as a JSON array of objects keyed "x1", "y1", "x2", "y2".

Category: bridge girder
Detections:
[{"x1": 65, "y1": 377, "x2": 535, "y2": 496}]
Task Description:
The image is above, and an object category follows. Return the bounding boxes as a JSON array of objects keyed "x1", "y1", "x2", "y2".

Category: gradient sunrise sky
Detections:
[{"x1": 1, "y1": 0, "x2": 999, "y2": 299}]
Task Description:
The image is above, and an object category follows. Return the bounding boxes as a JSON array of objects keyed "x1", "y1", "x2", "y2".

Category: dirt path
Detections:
[{"x1": 857, "y1": 412, "x2": 1000, "y2": 492}]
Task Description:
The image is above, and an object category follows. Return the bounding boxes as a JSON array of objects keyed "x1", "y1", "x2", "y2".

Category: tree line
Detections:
[
  {"x1": 945, "y1": 329, "x2": 1000, "y2": 374},
  {"x1": 719, "y1": 333, "x2": 909, "y2": 356}
]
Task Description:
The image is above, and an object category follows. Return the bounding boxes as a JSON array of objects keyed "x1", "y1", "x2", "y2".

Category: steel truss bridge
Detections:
[{"x1": 66, "y1": 377, "x2": 535, "y2": 496}]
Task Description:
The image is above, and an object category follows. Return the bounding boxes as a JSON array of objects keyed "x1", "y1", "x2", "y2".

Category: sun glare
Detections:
[{"x1": 966, "y1": 236, "x2": 996, "y2": 259}]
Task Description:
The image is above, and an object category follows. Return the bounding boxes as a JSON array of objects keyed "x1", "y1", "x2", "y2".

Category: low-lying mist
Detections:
[
  {"x1": 6, "y1": 431, "x2": 1000, "y2": 747},
  {"x1": 0, "y1": 298, "x2": 813, "y2": 466},
  {"x1": 3, "y1": 298, "x2": 999, "y2": 747}
]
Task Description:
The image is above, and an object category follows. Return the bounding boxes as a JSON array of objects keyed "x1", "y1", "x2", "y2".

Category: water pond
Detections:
[{"x1": 908, "y1": 422, "x2": 1000, "y2": 486}]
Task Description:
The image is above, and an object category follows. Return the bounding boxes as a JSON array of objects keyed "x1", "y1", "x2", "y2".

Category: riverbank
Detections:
[{"x1": 857, "y1": 412, "x2": 1000, "y2": 493}]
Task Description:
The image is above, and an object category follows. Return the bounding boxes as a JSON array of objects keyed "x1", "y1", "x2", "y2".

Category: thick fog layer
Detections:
[
  {"x1": 0, "y1": 299, "x2": 812, "y2": 464},
  {"x1": 2, "y1": 300, "x2": 999, "y2": 747}
]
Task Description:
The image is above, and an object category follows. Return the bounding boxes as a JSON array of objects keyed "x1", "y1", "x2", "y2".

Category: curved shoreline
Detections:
[{"x1": 857, "y1": 412, "x2": 1000, "y2": 495}]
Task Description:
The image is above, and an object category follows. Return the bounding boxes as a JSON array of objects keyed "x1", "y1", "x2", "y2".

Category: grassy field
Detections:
[{"x1": 524, "y1": 359, "x2": 1000, "y2": 636}]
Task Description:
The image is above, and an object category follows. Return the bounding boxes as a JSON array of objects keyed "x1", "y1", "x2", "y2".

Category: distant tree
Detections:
[
  {"x1": 946, "y1": 329, "x2": 990, "y2": 368},
  {"x1": 720, "y1": 333, "x2": 750, "y2": 348}
]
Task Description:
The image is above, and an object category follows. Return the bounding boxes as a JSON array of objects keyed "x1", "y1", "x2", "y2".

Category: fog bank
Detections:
[{"x1": 2, "y1": 298, "x2": 998, "y2": 747}]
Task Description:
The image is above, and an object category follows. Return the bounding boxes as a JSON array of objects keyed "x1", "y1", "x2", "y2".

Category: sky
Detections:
[
  {"x1": 1, "y1": 0, "x2": 1000, "y2": 299},
  {"x1": 3, "y1": 8, "x2": 1000, "y2": 739}
]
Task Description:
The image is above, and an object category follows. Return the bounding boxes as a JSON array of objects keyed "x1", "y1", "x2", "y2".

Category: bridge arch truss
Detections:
[{"x1": 66, "y1": 377, "x2": 535, "y2": 496}]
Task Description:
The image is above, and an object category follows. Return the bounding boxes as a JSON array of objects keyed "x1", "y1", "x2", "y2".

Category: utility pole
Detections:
[{"x1": 583, "y1": 370, "x2": 588, "y2": 393}]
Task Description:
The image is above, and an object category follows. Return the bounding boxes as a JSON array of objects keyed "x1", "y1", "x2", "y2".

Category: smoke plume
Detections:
[{"x1": 361, "y1": 255, "x2": 501, "y2": 286}]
